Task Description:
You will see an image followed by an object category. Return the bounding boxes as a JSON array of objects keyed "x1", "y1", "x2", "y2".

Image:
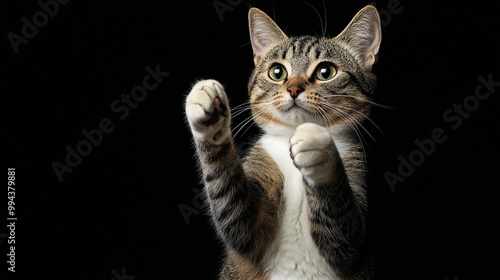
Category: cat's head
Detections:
[{"x1": 247, "y1": 6, "x2": 381, "y2": 135}]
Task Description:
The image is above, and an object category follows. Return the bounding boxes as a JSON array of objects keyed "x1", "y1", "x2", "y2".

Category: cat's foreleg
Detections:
[
  {"x1": 289, "y1": 123, "x2": 368, "y2": 274},
  {"x1": 185, "y1": 80, "x2": 275, "y2": 262}
]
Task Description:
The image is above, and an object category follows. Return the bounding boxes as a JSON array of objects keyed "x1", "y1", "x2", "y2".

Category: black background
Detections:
[{"x1": 3, "y1": 0, "x2": 499, "y2": 279}]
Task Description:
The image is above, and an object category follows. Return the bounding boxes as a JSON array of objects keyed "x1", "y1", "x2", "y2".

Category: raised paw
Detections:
[
  {"x1": 185, "y1": 80, "x2": 231, "y2": 144},
  {"x1": 290, "y1": 123, "x2": 337, "y2": 185}
]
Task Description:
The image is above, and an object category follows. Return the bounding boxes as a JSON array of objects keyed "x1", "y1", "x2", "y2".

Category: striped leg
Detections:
[
  {"x1": 185, "y1": 80, "x2": 279, "y2": 265},
  {"x1": 290, "y1": 123, "x2": 371, "y2": 278}
]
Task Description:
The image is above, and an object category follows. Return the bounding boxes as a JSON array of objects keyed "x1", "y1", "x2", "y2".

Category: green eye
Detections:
[
  {"x1": 315, "y1": 63, "x2": 337, "y2": 81},
  {"x1": 268, "y1": 64, "x2": 287, "y2": 81}
]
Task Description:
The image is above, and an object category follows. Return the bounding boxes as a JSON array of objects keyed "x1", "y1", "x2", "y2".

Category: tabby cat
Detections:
[{"x1": 185, "y1": 5, "x2": 381, "y2": 280}]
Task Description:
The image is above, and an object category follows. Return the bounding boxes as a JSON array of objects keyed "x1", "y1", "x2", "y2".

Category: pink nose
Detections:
[{"x1": 287, "y1": 86, "x2": 303, "y2": 99}]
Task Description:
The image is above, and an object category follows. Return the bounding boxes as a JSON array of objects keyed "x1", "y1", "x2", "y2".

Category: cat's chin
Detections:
[
  {"x1": 280, "y1": 106, "x2": 321, "y2": 126},
  {"x1": 278, "y1": 108, "x2": 306, "y2": 125},
  {"x1": 284, "y1": 105, "x2": 306, "y2": 116}
]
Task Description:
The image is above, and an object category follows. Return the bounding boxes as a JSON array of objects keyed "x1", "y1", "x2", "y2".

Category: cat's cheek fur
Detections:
[
  {"x1": 290, "y1": 123, "x2": 337, "y2": 186},
  {"x1": 185, "y1": 80, "x2": 231, "y2": 145}
]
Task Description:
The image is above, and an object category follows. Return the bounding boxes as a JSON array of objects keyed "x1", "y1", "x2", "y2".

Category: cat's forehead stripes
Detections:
[
  {"x1": 267, "y1": 37, "x2": 344, "y2": 77},
  {"x1": 289, "y1": 37, "x2": 320, "y2": 57},
  {"x1": 284, "y1": 37, "x2": 321, "y2": 73}
]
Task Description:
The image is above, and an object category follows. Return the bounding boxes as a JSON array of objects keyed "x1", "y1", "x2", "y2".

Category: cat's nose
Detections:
[{"x1": 287, "y1": 86, "x2": 303, "y2": 99}]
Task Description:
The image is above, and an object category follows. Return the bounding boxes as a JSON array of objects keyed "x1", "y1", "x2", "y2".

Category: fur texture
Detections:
[{"x1": 185, "y1": 5, "x2": 381, "y2": 280}]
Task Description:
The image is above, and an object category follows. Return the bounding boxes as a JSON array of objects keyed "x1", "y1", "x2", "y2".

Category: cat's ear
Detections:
[
  {"x1": 336, "y1": 5, "x2": 381, "y2": 69},
  {"x1": 248, "y1": 8, "x2": 288, "y2": 64}
]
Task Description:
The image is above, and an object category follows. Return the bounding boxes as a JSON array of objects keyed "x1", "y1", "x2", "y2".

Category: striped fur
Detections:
[{"x1": 185, "y1": 5, "x2": 381, "y2": 280}]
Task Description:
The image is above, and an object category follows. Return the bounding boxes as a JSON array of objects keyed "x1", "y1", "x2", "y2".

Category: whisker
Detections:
[
  {"x1": 232, "y1": 112, "x2": 257, "y2": 138},
  {"x1": 238, "y1": 41, "x2": 251, "y2": 49},
  {"x1": 231, "y1": 101, "x2": 274, "y2": 139},
  {"x1": 272, "y1": 0, "x2": 276, "y2": 21},
  {"x1": 317, "y1": 106, "x2": 333, "y2": 128},
  {"x1": 323, "y1": 94, "x2": 394, "y2": 109},
  {"x1": 322, "y1": 0, "x2": 327, "y2": 38},
  {"x1": 233, "y1": 107, "x2": 270, "y2": 138},
  {"x1": 231, "y1": 102, "x2": 253, "y2": 118},
  {"x1": 231, "y1": 100, "x2": 271, "y2": 116},
  {"x1": 283, "y1": 24, "x2": 290, "y2": 33},
  {"x1": 303, "y1": 0, "x2": 325, "y2": 38},
  {"x1": 233, "y1": 118, "x2": 255, "y2": 139},
  {"x1": 231, "y1": 107, "x2": 251, "y2": 118},
  {"x1": 327, "y1": 102, "x2": 385, "y2": 138},
  {"x1": 231, "y1": 101, "x2": 252, "y2": 110},
  {"x1": 321, "y1": 104, "x2": 367, "y2": 161},
  {"x1": 321, "y1": 102, "x2": 368, "y2": 138},
  {"x1": 321, "y1": 102, "x2": 377, "y2": 143},
  {"x1": 306, "y1": 24, "x2": 320, "y2": 37}
]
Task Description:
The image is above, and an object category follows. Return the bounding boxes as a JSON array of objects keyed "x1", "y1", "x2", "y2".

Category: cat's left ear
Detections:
[
  {"x1": 248, "y1": 8, "x2": 288, "y2": 64},
  {"x1": 336, "y1": 5, "x2": 382, "y2": 69}
]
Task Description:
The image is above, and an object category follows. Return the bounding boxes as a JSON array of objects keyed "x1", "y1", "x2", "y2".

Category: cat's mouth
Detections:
[{"x1": 283, "y1": 99, "x2": 311, "y2": 114}]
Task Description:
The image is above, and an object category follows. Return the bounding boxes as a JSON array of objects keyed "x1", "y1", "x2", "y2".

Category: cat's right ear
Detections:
[
  {"x1": 336, "y1": 5, "x2": 382, "y2": 70},
  {"x1": 248, "y1": 8, "x2": 288, "y2": 64}
]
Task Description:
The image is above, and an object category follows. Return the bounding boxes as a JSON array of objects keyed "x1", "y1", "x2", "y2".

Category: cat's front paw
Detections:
[
  {"x1": 290, "y1": 123, "x2": 337, "y2": 185},
  {"x1": 186, "y1": 80, "x2": 231, "y2": 145}
]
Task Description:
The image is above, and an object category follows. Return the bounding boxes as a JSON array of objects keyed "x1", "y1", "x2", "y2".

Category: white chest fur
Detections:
[{"x1": 259, "y1": 134, "x2": 339, "y2": 280}]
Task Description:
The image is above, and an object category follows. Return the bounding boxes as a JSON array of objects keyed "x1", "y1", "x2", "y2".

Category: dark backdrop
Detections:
[{"x1": 3, "y1": 0, "x2": 499, "y2": 279}]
